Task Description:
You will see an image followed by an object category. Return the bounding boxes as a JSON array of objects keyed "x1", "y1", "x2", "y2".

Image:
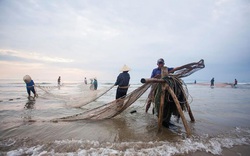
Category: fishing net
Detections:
[
  {"x1": 37, "y1": 84, "x2": 114, "y2": 108},
  {"x1": 154, "y1": 76, "x2": 188, "y2": 127},
  {"x1": 54, "y1": 59, "x2": 205, "y2": 121},
  {"x1": 170, "y1": 59, "x2": 205, "y2": 78},
  {"x1": 68, "y1": 85, "x2": 114, "y2": 108},
  {"x1": 36, "y1": 84, "x2": 73, "y2": 101},
  {"x1": 54, "y1": 83, "x2": 152, "y2": 121},
  {"x1": 36, "y1": 85, "x2": 62, "y2": 93}
]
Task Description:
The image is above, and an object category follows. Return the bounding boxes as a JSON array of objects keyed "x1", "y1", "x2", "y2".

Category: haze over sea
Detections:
[{"x1": 0, "y1": 79, "x2": 250, "y2": 156}]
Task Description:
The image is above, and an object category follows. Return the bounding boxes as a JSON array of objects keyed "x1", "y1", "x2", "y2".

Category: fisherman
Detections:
[
  {"x1": 93, "y1": 78, "x2": 98, "y2": 90},
  {"x1": 151, "y1": 58, "x2": 174, "y2": 78},
  {"x1": 89, "y1": 78, "x2": 94, "y2": 90},
  {"x1": 58, "y1": 76, "x2": 61, "y2": 85},
  {"x1": 146, "y1": 58, "x2": 177, "y2": 113},
  {"x1": 210, "y1": 77, "x2": 214, "y2": 87},
  {"x1": 115, "y1": 65, "x2": 130, "y2": 99},
  {"x1": 84, "y1": 77, "x2": 87, "y2": 85},
  {"x1": 23, "y1": 75, "x2": 37, "y2": 98},
  {"x1": 234, "y1": 79, "x2": 238, "y2": 86}
]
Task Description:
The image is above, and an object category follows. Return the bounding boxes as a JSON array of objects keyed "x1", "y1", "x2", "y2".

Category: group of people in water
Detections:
[
  {"x1": 58, "y1": 76, "x2": 98, "y2": 90},
  {"x1": 114, "y1": 58, "x2": 185, "y2": 101},
  {"x1": 21, "y1": 58, "x2": 152, "y2": 100},
  {"x1": 23, "y1": 58, "x2": 238, "y2": 100},
  {"x1": 89, "y1": 78, "x2": 98, "y2": 90},
  {"x1": 24, "y1": 75, "x2": 99, "y2": 99},
  {"x1": 210, "y1": 77, "x2": 238, "y2": 87},
  {"x1": 21, "y1": 58, "x2": 173, "y2": 100}
]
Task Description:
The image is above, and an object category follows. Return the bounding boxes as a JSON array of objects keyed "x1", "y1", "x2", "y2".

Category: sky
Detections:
[{"x1": 0, "y1": 0, "x2": 250, "y2": 83}]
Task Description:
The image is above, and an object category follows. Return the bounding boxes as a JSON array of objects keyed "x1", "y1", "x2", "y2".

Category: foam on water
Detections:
[{"x1": 2, "y1": 127, "x2": 250, "y2": 156}]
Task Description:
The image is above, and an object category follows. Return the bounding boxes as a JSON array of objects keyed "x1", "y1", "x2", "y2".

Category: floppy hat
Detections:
[
  {"x1": 120, "y1": 65, "x2": 130, "y2": 72},
  {"x1": 23, "y1": 75, "x2": 31, "y2": 83}
]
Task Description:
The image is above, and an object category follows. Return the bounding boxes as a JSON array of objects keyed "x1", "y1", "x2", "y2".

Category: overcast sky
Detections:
[{"x1": 0, "y1": 0, "x2": 250, "y2": 83}]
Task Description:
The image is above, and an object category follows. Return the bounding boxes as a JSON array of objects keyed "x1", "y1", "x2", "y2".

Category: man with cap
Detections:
[
  {"x1": 146, "y1": 58, "x2": 175, "y2": 113},
  {"x1": 151, "y1": 58, "x2": 174, "y2": 78},
  {"x1": 115, "y1": 65, "x2": 130, "y2": 99}
]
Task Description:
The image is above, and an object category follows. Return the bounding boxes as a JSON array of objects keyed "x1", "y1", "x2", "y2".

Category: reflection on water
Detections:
[
  {"x1": 22, "y1": 98, "x2": 36, "y2": 121},
  {"x1": 24, "y1": 99, "x2": 35, "y2": 109}
]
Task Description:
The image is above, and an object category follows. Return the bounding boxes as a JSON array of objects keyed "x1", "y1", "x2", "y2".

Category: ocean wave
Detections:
[{"x1": 2, "y1": 127, "x2": 250, "y2": 156}]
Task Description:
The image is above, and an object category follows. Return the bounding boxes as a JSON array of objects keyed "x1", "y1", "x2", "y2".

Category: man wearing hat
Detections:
[
  {"x1": 151, "y1": 58, "x2": 174, "y2": 78},
  {"x1": 23, "y1": 75, "x2": 37, "y2": 98},
  {"x1": 114, "y1": 65, "x2": 130, "y2": 99},
  {"x1": 146, "y1": 58, "x2": 175, "y2": 113}
]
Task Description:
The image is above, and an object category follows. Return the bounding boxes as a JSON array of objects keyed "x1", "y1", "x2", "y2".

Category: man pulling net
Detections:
[{"x1": 55, "y1": 59, "x2": 205, "y2": 122}]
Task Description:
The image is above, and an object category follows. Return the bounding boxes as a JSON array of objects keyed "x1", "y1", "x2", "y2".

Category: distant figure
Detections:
[
  {"x1": 234, "y1": 79, "x2": 238, "y2": 86},
  {"x1": 194, "y1": 80, "x2": 196, "y2": 84},
  {"x1": 210, "y1": 77, "x2": 214, "y2": 87},
  {"x1": 115, "y1": 65, "x2": 130, "y2": 99},
  {"x1": 84, "y1": 77, "x2": 87, "y2": 85},
  {"x1": 89, "y1": 78, "x2": 94, "y2": 90},
  {"x1": 58, "y1": 76, "x2": 61, "y2": 85},
  {"x1": 23, "y1": 75, "x2": 37, "y2": 98},
  {"x1": 93, "y1": 78, "x2": 98, "y2": 90}
]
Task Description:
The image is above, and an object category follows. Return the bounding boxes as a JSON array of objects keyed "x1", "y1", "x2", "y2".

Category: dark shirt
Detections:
[
  {"x1": 115, "y1": 72, "x2": 130, "y2": 86},
  {"x1": 26, "y1": 80, "x2": 35, "y2": 88},
  {"x1": 211, "y1": 78, "x2": 214, "y2": 85},
  {"x1": 151, "y1": 67, "x2": 174, "y2": 78},
  {"x1": 93, "y1": 79, "x2": 98, "y2": 90}
]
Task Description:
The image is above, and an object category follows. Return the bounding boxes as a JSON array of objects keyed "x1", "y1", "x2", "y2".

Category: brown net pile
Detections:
[{"x1": 54, "y1": 59, "x2": 205, "y2": 121}]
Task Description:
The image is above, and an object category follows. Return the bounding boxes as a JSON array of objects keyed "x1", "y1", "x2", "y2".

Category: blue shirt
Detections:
[
  {"x1": 115, "y1": 72, "x2": 130, "y2": 86},
  {"x1": 26, "y1": 80, "x2": 35, "y2": 88},
  {"x1": 151, "y1": 67, "x2": 174, "y2": 78}
]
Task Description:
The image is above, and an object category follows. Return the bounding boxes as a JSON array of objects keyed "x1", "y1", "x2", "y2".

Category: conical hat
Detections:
[
  {"x1": 120, "y1": 65, "x2": 130, "y2": 72},
  {"x1": 23, "y1": 75, "x2": 31, "y2": 83}
]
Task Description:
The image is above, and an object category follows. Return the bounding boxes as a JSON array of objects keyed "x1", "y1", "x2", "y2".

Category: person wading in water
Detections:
[{"x1": 114, "y1": 65, "x2": 131, "y2": 99}]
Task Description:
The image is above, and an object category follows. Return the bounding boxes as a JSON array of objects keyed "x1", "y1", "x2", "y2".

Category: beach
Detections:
[{"x1": 0, "y1": 79, "x2": 250, "y2": 155}]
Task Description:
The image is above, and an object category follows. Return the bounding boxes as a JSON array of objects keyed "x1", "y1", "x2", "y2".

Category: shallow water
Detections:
[{"x1": 0, "y1": 80, "x2": 250, "y2": 155}]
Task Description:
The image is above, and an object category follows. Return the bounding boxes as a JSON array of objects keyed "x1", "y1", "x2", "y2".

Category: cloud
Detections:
[
  {"x1": 0, "y1": 60, "x2": 105, "y2": 82},
  {"x1": 0, "y1": 0, "x2": 250, "y2": 82},
  {"x1": 0, "y1": 49, "x2": 74, "y2": 63}
]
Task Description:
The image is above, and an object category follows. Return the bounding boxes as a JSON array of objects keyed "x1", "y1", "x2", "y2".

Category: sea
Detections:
[{"x1": 0, "y1": 79, "x2": 250, "y2": 156}]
